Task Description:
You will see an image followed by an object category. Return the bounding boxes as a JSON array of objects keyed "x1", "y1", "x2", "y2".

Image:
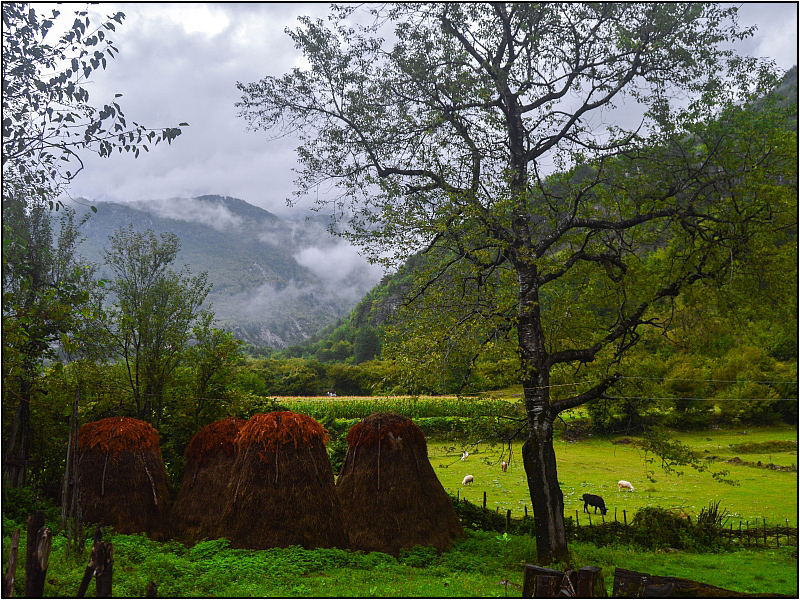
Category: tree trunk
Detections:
[
  {"x1": 3, "y1": 384, "x2": 31, "y2": 489},
  {"x1": 516, "y1": 262, "x2": 570, "y2": 564},
  {"x1": 522, "y1": 412, "x2": 568, "y2": 564}
]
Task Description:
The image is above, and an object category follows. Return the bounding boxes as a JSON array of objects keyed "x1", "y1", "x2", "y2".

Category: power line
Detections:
[
  {"x1": 621, "y1": 376, "x2": 798, "y2": 385},
  {"x1": 607, "y1": 396, "x2": 797, "y2": 402}
]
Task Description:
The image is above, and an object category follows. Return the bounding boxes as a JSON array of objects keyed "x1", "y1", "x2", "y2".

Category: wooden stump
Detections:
[{"x1": 577, "y1": 566, "x2": 606, "y2": 597}]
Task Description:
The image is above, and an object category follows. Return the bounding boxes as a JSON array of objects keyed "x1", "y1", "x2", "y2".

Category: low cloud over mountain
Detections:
[{"x1": 75, "y1": 195, "x2": 385, "y2": 348}]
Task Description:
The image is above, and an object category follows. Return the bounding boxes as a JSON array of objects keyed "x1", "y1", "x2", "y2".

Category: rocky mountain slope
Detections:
[{"x1": 74, "y1": 195, "x2": 384, "y2": 348}]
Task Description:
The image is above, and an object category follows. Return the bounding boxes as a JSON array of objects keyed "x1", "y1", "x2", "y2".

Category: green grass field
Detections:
[
  {"x1": 3, "y1": 412, "x2": 797, "y2": 597},
  {"x1": 429, "y1": 425, "x2": 798, "y2": 527}
]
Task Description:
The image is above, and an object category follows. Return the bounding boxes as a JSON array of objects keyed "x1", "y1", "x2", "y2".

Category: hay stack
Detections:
[
  {"x1": 172, "y1": 417, "x2": 247, "y2": 543},
  {"x1": 218, "y1": 411, "x2": 348, "y2": 550},
  {"x1": 336, "y1": 412, "x2": 463, "y2": 556},
  {"x1": 76, "y1": 417, "x2": 171, "y2": 540}
]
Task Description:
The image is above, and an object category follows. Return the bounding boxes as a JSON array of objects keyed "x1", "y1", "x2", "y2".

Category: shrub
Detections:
[{"x1": 398, "y1": 545, "x2": 438, "y2": 568}]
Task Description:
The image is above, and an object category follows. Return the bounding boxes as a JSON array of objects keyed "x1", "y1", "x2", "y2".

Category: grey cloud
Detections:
[{"x1": 294, "y1": 241, "x2": 386, "y2": 303}]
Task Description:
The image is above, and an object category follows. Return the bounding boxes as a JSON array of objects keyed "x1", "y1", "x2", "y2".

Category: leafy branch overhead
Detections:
[{"x1": 2, "y1": 3, "x2": 188, "y2": 205}]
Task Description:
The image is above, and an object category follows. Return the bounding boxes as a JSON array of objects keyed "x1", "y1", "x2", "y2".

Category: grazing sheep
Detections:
[
  {"x1": 501, "y1": 461, "x2": 508, "y2": 472},
  {"x1": 581, "y1": 493, "x2": 608, "y2": 515},
  {"x1": 618, "y1": 480, "x2": 635, "y2": 492},
  {"x1": 462, "y1": 474, "x2": 474, "y2": 486},
  {"x1": 461, "y1": 451, "x2": 469, "y2": 461}
]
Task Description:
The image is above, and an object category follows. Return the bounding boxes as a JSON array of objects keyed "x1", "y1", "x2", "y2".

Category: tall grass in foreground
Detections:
[{"x1": 1, "y1": 525, "x2": 796, "y2": 598}]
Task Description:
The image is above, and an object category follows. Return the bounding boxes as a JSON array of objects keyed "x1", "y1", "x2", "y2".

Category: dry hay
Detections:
[
  {"x1": 172, "y1": 417, "x2": 247, "y2": 543},
  {"x1": 217, "y1": 411, "x2": 348, "y2": 550},
  {"x1": 76, "y1": 417, "x2": 171, "y2": 540},
  {"x1": 336, "y1": 412, "x2": 463, "y2": 556}
]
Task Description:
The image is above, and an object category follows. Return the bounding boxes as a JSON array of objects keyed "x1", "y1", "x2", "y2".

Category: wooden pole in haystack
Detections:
[
  {"x1": 336, "y1": 412, "x2": 463, "y2": 556},
  {"x1": 218, "y1": 412, "x2": 347, "y2": 550},
  {"x1": 172, "y1": 417, "x2": 247, "y2": 544},
  {"x1": 76, "y1": 418, "x2": 171, "y2": 540}
]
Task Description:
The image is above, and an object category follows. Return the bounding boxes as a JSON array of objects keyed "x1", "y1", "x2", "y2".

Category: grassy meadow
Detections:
[
  {"x1": 3, "y1": 393, "x2": 797, "y2": 597},
  {"x1": 429, "y1": 425, "x2": 798, "y2": 527}
]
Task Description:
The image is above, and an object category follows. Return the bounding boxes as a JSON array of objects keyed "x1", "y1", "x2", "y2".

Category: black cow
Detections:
[{"x1": 581, "y1": 493, "x2": 608, "y2": 515}]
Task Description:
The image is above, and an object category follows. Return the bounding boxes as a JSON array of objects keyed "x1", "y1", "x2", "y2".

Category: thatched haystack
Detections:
[
  {"x1": 172, "y1": 416, "x2": 247, "y2": 543},
  {"x1": 76, "y1": 417, "x2": 171, "y2": 540},
  {"x1": 218, "y1": 411, "x2": 348, "y2": 550},
  {"x1": 336, "y1": 412, "x2": 463, "y2": 556}
]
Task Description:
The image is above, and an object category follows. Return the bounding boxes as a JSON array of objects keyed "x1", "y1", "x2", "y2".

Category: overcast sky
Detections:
[{"x1": 55, "y1": 2, "x2": 797, "y2": 219}]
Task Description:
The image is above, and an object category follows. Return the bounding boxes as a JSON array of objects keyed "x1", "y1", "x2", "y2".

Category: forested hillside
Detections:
[{"x1": 73, "y1": 195, "x2": 383, "y2": 348}]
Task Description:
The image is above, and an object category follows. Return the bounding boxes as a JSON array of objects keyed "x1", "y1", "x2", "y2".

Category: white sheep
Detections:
[
  {"x1": 461, "y1": 451, "x2": 469, "y2": 461},
  {"x1": 462, "y1": 474, "x2": 474, "y2": 486},
  {"x1": 501, "y1": 461, "x2": 508, "y2": 472},
  {"x1": 618, "y1": 480, "x2": 634, "y2": 492}
]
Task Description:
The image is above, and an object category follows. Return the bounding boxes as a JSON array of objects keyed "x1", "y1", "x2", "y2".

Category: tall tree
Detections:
[
  {"x1": 2, "y1": 190, "x2": 96, "y2": 488},
  {"x1": 237, "y1": 3, "x2": 796, "y2": 562},
  {"x1": 99, "y1": 227, "x2": 212, "y2": 428}
]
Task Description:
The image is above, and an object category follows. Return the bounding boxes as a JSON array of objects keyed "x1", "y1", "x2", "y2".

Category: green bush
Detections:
[
  {"x1": 1, "y1": 486, "x2": 60, "y2": 529},
  {"x1": 398, "y1": 545, "x2": 438, "y2": 567}
]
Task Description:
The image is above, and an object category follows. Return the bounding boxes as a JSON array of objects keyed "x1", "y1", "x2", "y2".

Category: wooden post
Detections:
[
  {"x1": 614, "y1": 507, "x2": 617, "y2": 523},
  {"x1": 575, "y1": 510, "x2": 579, "y2": 527},
  {"x1": 506, "y1": 509, "x2": 512, "y2": 532},
  {"x1": 763, "y1": 519, "x2": 767, "y2": 546},
  {"x1": 145, "y1": 582, "x2": 157, "y2": 598},
  {"x1": 623, "y1": 510, "x2": 627, "y2": 526},
  {"x1": 483, "y1": 491, "x2": 487, "y2": 509},
  {"x1": 25, "y1": 511, "x2": 50, "y2": 598},
  {"x1": 95, "y1": 543, "x2": 113, "y2": 598},
  {"x1": 524, "y1": 505, "x2": 527, "y2": 518},
  {"x1": 77, "y1": 526, "x2": 103, "y2": 598},
  {"x1": 2, "y1": 529, "x2": 20, "y2": 598}
]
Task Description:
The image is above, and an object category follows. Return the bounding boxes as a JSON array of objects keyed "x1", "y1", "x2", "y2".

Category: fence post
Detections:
[
  {"x1": 524, "y1": 505, "x2": 527, "y2": 519},
  {"x1": 95, "y1": 542, "x2": 113, "y2": 598},
  {"x1": 763, "y1": 519, "x2": 767, "y2": 546},
  {"x1": 483, "y1": 491, "x2": 487, "y2": 509},
  {"x1": 575, "y1": 510, "x2": 579, "y2": 528},
  {"x1": 614, "y1": 507, "x2": 617, "y2": 523},
  {"x1": 623, "y1": 510, "x2": 627, "y2": 526},
  {"x1": 506, "y1": 509, "x2": 512, "y2": 532},
  {"x1": 25, "y1": 510, "x2": 51, "y2": 599},
  {"x1": 2, "y1": 528, "x2": 20, "y2": 598}
]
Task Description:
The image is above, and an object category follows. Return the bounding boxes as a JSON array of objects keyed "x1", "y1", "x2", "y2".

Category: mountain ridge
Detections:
[{"x1": 73, "y1": 195, "x2": 384, "y2": 349}]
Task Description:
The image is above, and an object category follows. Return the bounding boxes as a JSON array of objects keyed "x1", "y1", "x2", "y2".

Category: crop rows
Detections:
[{"x1": 266, "y1": 395, "x2": 521, "y2": 420}]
